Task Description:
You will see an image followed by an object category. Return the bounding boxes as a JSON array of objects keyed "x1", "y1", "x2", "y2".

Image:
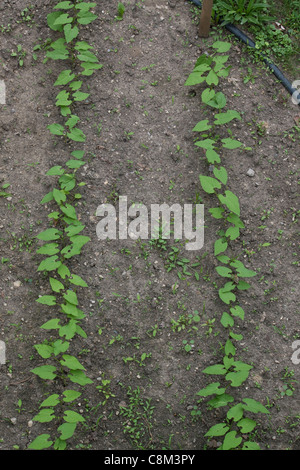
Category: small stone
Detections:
[{"x1": 247, "y1": 168, "x2": 255, "y2": 177}]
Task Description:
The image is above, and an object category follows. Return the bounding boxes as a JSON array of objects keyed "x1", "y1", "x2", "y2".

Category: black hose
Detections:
[{"x1": 188, "y1": 0, "x2": 300, "y2": 106}]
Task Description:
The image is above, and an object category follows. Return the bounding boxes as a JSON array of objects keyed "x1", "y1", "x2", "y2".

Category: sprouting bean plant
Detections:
[
  {"x1": 28, "y1": 0, "x2": 101, "y2": 450},
  {"x1": 185, "y1": 41, "x2": 269, "y2": 450}
]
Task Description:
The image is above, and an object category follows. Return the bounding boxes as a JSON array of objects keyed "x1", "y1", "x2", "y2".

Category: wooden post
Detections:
[{"x1": 199, "y1": 0, "x2": 214, "y2": 38}]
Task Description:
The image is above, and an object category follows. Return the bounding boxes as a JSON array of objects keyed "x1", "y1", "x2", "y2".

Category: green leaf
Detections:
[
  {"x1": 66, "y1": 115, "x2": 80, "y2": 129},
  {"x1": 41, "y1": 191, "x2": 54, "y2": 204},
  {"x1": 221, "y1": 137, "x2": 242, "y2": 149},
  {"x1": 53, "y1": 339, "x2": 70, "y2": 356},
  {"x1": 218, "y1": 190, "x2": 240, "y2": 216},
  {"x1": 60, "y1": 354, "x2": 85, "y2": 370},
  {"x1": 205, "y1": 423, "x2": 229, "y2": 437},
  {"x1": 225, "y1": 339, "x2": 236, "y2": 357},
  {"x1": 69, "y1": 274, "x2": 88, "y2": 287},
  {"x1": 184, "y1": 72, "x2": 206, "y2": 86},
  {"x1": 225, "y1": 225, "x2": 240, "y2": 240},
  {"x1": 209, "y1": 207, "x2": 225, "y2": 219},
  {"x1": 192, "y1": 119, "x2": 212, "y2": 132},
  {"x1": 214, "y1": 110, "x2": 241, "y2": 125},
  {"x1": 213, "y1": 166, "x2": 228, "y2": 185},
  {"x1": 47, "y1": 123, "x2": 65, "y2": 136},
  {"x1": 116, "y1": 2, "x2": 125, "y2": 20},
  {"x1": 217, "y1": 254, "x2": 231, "y2": 264},
  {"x1": 226, "y1": 369, "x2": 250, "y2": 387},
  {"x1": 31, "y1": 365, "x2": 57, "y2": 380},
  {"x1": 201, "y1": 88, "x2": 215, "y2": 104},
  {"x1": 70, "y1": 234, "x2": 90, "y2": 248},
  {"x1": 206, "y1": 69, "x2": 219, "y2": 86},
  {"x1": 208, "y1": 393, "x2": 234, "y2": 409},
  {"x1": 197, "y1": 382, "x2": 226, "y2": 397},
  {"x1": 227, "y1": 403, "x2": 244, "y2": 422},
  {"x1": 66, "y1": 159, "x2": 85, "y2": 169},
  {"x1": 230, "y1": 305, "x2": 245, "y2": 320},
  {"x1": 199, "y1": 175, "x2": 222, "y2": 194},
  {"x1": 223, "y1": 355, "x2": 234, "y2": 370},
  {"x1": 47, "y1": 12, "x2": 64, "y2": 31},
  {"x1": 54, "y1": 69, "x2": 75, "y2": 86},
  {"x1": 237, "y1": 280, "x2": 251, "y2": 290},
  {"x1": 50, "y1": 277, "x2": 65, "y2": 293},
  {"x1": 212, "y1": 41, "x2": 231, "y2": 52},
  {"x1": 47, "y1": 48, "x2": 69, "y2": 60},
  {"x1": 77, "y1": 51, "x2": 98, "y2": 63},
  {"x1": 230, "y1": 260, "x2": 257, "y2": 278},
  {"x1": 72, "y1": 91, "x2": 90, "y2": 101},
  {"x1": 37, "y1": 228, "x2": 61, "y2": 241},
  {"x1": 57, "y1": 264, "x2": 71, "y2": 279},
  {"x1": 221, "y1": 312, "x2": 234, "y2": 328},
  {"x1": 80, "y1": 62, "x2": 103, "y2": 76},
  {"x1": 65, "y1": 224, "x2": 85, "y2": 237},
  {"x1": 202, "y1": 364, "x2": 227, "y2": 375},
  {"x1": 28, "y1": 434, "x2": 53, "y2": 450},
  {"x1": 37, "y1": 256, "x2": 62, "y2": 272},
  {"x1": 46, "y1": 165, "x2": 65, "y2": 176},
  {"x1": 59, "y1": 320, "x2": 77, "y2": 340},
  {"x1": 53, "y1": 13, "x2": 73, "y2": 25},
  {"x1": 207, "y1": 91, "x2": 227, "y2": 109},
  {"x1": 242, "y1": 398, "x2": 270, "y2": 414},
  {"x1": 63, "y1": 390, "x2": 82, "y2": 403},
  {"x1": 206, "y1": 148, "x2": 221, "y2": 164},
  {"x1": 54, "y1": 438, "x2": 66, "y2": 450},
  {"x1": 67, "y1": 127, "x2": 86, "y2": 142},
  {"x1": 36, "y1": 243, "x2": 59, "y2": 256},
  {"x1": 40, "y1": 394, "x2": 60, "y2": 407},
  {"x1": 53, "y1": 188, "x2": 67, "y2": 204},
  {"x1": 36, "y1": 295, "x2": 57, "y2": 306},
  {"x1": 222, "y1": 431, "x2": 242, "y2": 450},
  {"x1": 76, "y1": 11, "x2": 98, "y2": 25},
  {"x1": 219, "y1": 282, "x2": 236, "y2": 304},
  {"x1": 237, "y1": 418, "x2": 257, "y2": 433},
  {"x1": 195, "y1": 138, "x2": 216, "y2": 150},
  {"x1": 64, "y1": 24, "x2": 79, "y2": 43},
  {"x1": 33, "y1": 409, "x2": 55, "y2": 423},
  {"x1": 68, "y1": 369, "x2": 93, "y2": 385},
  {"x1": 71, "y1": 150, "x2": 85, "y2": 159},
  {"x1": 63, "y1": 410, "x2": 85, "y2": 423},
  {"x1": 75, "y1": 2, "x2": 97, "y2": 11},
  {"x1": 69, "y1": 80, "x2": 83, "y2": 91},
  {"x1": 63, "y1": 290, "x2": 78, "y2": 305},
  {"x1": 40, "y1": 318, "x2": 61, "y2": 330},
  {"x1": 214, "y1": 238, "x2": 228, "y2": 255},
  {"x1": 60, "y1": 203, "x2": 77, "y2": 220},
  {"x1": 226, "y1": 212, "x2": 244, "y2": 228},
  {"x1": 54, "y1": 1, "x2": 73, "y2": 9},
  {"x1": 58, "y1": 422, "x2": 77, "y2": 441},
  {"x1": 230, "y1": 331, "x2": 243, "y2": 341},
  {"x1": 34, "y1": 344, "x2": 53, "y2": 359},
  {"x1": 75, "y1": 324, "x2": 87, "y2": 339},
  {"x1": 56, "y1": 90, "x2": 72, "y2": 107},
  {"x1": 75, "y1": 41, "x2": 94, "y2": 51},
  {"x1": 242, "y1": 441, "x2": 260, "y2": 450},
  {"x1": 215, "y1": 266, "x2": 232, "y2": 278}
]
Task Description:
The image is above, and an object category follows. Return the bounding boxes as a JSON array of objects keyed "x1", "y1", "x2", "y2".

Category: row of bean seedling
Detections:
[
  {"x1": 29, "y1": 0, "x2": 101, "y2": 450},
  {"x1": 184, "y1": 40, "x2": 270, "y2": 450}
]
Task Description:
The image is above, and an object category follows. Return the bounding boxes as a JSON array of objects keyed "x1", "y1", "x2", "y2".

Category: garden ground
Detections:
[{"x1": 0, "y1": 0, "x2": 299, "y2": 450}]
